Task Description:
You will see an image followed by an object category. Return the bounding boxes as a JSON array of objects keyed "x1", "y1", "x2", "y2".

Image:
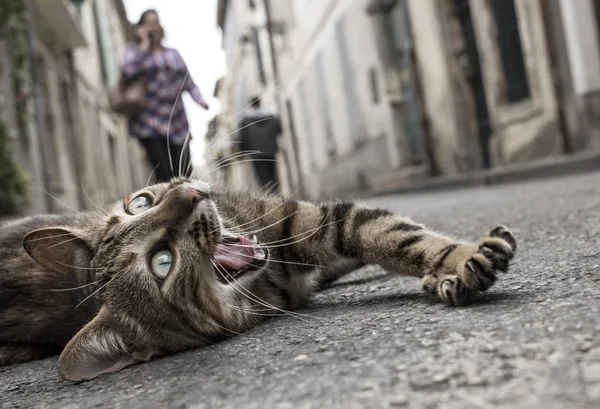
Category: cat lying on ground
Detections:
[{"x1": 0, "y1": 178, "x2": 516, "y2": 382}]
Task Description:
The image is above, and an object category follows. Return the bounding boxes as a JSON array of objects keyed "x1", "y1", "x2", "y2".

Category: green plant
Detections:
[
  {"x1": 0, "y1": 121, "x2": 30, "y2": 214},
  {"x1": 0, "y1": 0, "x2": 25, "y2": 30},
  {"x1": 0, "y1": 0, "x2": 31, "y2": 214},
  {"x1": 1, "y1": 0, "x2": 30, "y2": 147}
]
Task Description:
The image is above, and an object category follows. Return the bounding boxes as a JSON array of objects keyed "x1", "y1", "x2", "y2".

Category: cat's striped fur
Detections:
[{"x1": 0, "y1": 178, "x2": 516, "y2": 382}]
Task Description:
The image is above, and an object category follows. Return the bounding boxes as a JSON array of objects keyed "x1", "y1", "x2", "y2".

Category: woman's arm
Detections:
[{"x1": 175, "y1": 50, "x2": 209, "y2": 110}]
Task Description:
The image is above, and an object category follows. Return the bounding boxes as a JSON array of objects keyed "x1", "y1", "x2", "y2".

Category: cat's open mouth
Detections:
[{"x1": 214, "y1": 233, "x2": 268, "y2": 284}]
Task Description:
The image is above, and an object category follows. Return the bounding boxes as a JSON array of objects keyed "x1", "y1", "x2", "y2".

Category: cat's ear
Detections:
[
  {"x1": 58, "y1": 307, "x2": 135, "y2": 382},
  {"x1": 23, "y1": 227, "x2": 94, "y2": 275}
]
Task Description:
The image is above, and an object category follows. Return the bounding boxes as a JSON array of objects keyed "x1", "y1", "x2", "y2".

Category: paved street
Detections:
[{"x1": 2, "y1": 172, "x2": 600, "y2": 409}]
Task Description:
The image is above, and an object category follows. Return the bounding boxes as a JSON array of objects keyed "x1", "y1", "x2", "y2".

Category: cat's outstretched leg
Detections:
[{"x1": 276, "y1": 201, "x2": 517, "y2": 306}]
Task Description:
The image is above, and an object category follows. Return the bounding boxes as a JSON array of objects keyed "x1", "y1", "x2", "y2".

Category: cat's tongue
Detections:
[{"x1": 214, "y1": 235, "x2": 256, "y2": 271}]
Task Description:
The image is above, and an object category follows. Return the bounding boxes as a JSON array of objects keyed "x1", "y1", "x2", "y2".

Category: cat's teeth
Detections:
[{"x1": 250, "y1": 235, "x2": 258, "y2": 244}]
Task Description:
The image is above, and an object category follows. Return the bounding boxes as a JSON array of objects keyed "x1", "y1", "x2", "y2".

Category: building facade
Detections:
[
  {"x1": 214, "y1": 0, "x2": 600, "y2": 198},
  {"x1": 0, "y1": 0, "x2": 149, "y2": 216}
]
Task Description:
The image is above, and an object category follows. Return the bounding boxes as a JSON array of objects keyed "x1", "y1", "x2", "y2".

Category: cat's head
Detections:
[{"x1": 22, "y1": 178, "x2": 270, "y2": 382}]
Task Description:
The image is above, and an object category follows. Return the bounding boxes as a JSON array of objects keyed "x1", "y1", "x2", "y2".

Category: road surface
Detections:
[{"x1": 1, "y1": 172, "x2": 599, "y2": 409}]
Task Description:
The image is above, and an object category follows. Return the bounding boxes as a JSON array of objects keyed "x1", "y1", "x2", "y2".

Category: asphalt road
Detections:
[{"x1": 2, "y1": 172, "x2": 600, "y2": 409}]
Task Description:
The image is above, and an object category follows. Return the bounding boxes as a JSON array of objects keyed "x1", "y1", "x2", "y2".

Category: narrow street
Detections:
[{"x1": 1, "y1": 172, "x2": 600, "y2": 409}]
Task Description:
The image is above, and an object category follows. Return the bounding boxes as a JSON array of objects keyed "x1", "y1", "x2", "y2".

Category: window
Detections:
[{"x1": 490, "y1": 0, "x2": 530, "y2": 102}]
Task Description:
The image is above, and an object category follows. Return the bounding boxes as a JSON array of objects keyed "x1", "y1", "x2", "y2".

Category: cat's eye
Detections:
[
  {"x1": 126, "y1": 194, "x2": 153, "y2": 215},
  {"x1": 151, "y1": 249, "x2": 173, "y2": 279}
]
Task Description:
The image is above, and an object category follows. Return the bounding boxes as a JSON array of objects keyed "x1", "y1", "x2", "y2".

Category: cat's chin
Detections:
[{"x1": 213, "y1": 232, "x2": 269, "y2": 284}]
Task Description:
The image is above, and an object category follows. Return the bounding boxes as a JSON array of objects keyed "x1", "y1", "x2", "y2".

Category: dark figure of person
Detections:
[
  {"x1": 237, "y1": 97, "x2": 282, "y2": 192},
  {"x1": 119, "y1": 9, "x2": 209, "y2": 183}
]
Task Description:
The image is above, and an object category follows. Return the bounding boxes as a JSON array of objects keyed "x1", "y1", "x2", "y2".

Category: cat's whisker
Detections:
[
  {"x1": 207, "y1": 149, "x2": 263, "y2": 165},
  {"x1": 223, "y1": 118, "x2": 273, "y2": 140},
  {"x1": 201, "y1": 130, "x2": 237, "y2": 167},
  {"x1": 201, "y1": 125, "x2": 242, "y2": 161},
  {"x1": 200, "y1": 150, "x2": 254, "y2": 178},
  {"x1": 203, "y1": 150, "x2": 264, "y2": 175},
  {"x1": 166, "y1": 72, "x2": 190, "y2": 177},
  {"x1": 80, "y1": 183, "x2": 102, "y2": 212},
  {"x1": 209, "y1": 206, "x2": 294, "y2": 238},
  {"x1": 260, "y1": 258, "x2": 328, "y2": 269},
  {"x1": 200, "y1": 150, "x2": 265, "y2": 180},
  {"x1": 211, "y1": 260, "x2": 278, "y2": 311},
  {"x1": 75, "y1": 265, "x2": 128, "y2": 309},
  {"x1": 211, "y1": 204, "x2": 264, "y2": 235},
  {"x1": 215, "y1": 245, "x2": 327, "y2": 270},
  {"x1": 232, "y1": 211, "x2": 298, "y2": 237},
  {"x1": 212, "y1": 261, "x2": 316, "y2": 322},
  {"x1": 48, "y1": 278, "x2": 106, "y2": 292},
  {"x1": 54, "y1": 261, "x2": 102, "y2": 271},
  {"x1": 178, "y1": 130, "x2": 193, "y2": 178},
  {"x1": 225, "y1": 304, "x2": 282, "y2": 317},
  {"x1": 24, "y1": 231, "x2": 97, "y2": 245},
  {"x1": 220, "y1": 298, "x2": 281, "y2": 316},
  {"x1": 220, "y1": 214, "x2": 338, "y2": 247},
  {"x1": 258, "y1": 217, "x2": 342, "y2": 247},
  {"x1": 216, "y1": 200, "x2": 287, "y2": 233},
  {"x1": 146, "y1": 163, "x2": 161, "y2": 187},
  {"x1": 215, "y1": 259, "x2": 321, "y2": 322},
  {"x1": 40, "y1": 188, "x2": 105, "y2": 223},
  {"x1": 202, "y1": 158, "x2": 278, "y2": 181}
]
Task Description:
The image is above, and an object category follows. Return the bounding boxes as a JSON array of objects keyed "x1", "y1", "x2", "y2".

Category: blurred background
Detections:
[{"x1": 1, "y1": 0, "x2": 600, "y2": 216}]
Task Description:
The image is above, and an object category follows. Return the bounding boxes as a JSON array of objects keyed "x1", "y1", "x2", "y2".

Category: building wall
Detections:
[
  {"x1": 276, "y1": 0, "x2": 403, "y2": 198},
  {"x1": 411, "y1": 0, "x2": 566, "y2": 174},
  {"x1": 470, "y1": 0, "x2": 563, "y2": 165},
  {"x1": 0, "y1": 40, "x2": 47, "y2": 215},
  {"x1": 72, "y1": 0, "x2": 149, "y2": 203},
  {"x1": 407, "y1": 0, "x2": 464, "y2": 175},
  {"x1": 0, "y1": 0, "x2": 151, "y2": 215},
  {"x1": 549, "y1": 0, "x2": 600, "y2": 152}
]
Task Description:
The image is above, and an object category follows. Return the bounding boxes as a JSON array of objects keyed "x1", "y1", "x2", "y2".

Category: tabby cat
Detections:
[{"x1": 0, "y1": 178, "x2": 516, "y2": 382}]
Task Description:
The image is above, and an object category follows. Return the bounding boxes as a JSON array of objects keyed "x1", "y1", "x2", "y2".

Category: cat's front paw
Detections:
[{"x1": 423, "y1": 225, "x2": 517, "y2": 306}]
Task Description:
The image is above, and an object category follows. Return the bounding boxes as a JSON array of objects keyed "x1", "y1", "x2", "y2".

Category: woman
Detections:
[{"x1": 120, "y1": 9, "x2": 209, "y2": 183}]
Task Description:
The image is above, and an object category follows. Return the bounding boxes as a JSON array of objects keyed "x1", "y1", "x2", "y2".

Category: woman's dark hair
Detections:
[{"x1": 137, "y1": 9, "x2": 157, "y2": 26}]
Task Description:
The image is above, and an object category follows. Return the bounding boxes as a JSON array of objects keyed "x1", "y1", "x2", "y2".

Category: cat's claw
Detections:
[{"x1": 422, "y1": 225, "x2": 517, "y2": 306}]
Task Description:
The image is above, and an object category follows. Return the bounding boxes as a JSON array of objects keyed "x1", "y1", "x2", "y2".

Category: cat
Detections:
[{"x1": 0, "y1": 178, "x2": 516, "y2": 382}]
